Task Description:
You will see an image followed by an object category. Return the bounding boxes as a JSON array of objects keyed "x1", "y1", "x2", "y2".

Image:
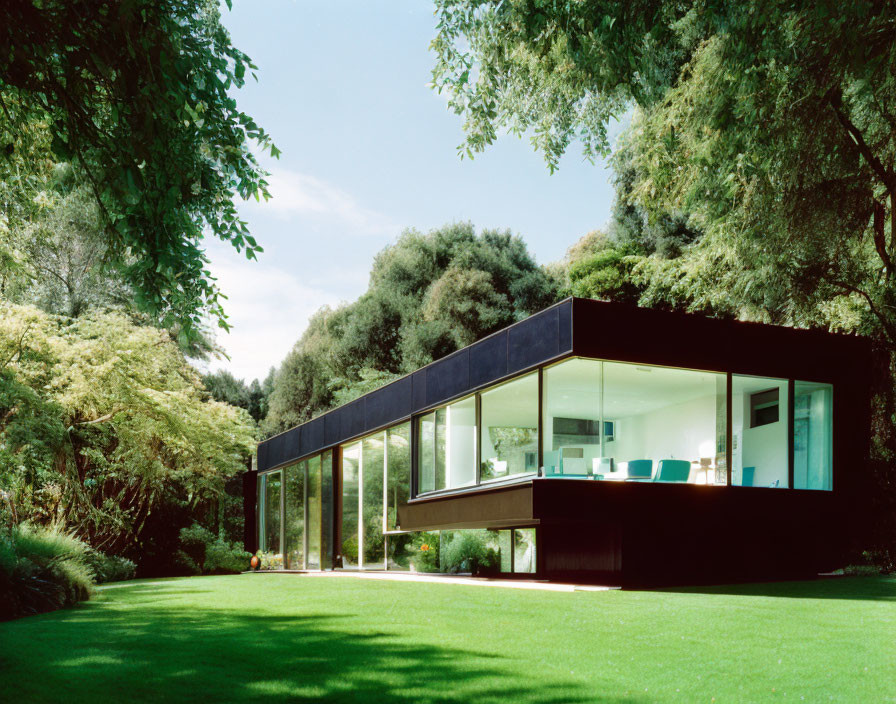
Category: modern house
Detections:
[{"x1": 245, "y1": 298, "x2": 871, "y2": 586}]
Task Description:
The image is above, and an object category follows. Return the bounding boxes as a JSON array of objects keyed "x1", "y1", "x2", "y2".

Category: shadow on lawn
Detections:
[
  {"x1": 10, "y1": 581, "x2": 648, "y2": 704},
  {"x1": 658, "y1": 575, "x2": 896, "y2": 602}
]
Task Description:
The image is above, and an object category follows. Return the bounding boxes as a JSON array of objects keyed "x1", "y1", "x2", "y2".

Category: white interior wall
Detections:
[
  {"x1": 733, "y1": 382, "x2": 789, "y2": 487},
  {"x1": 610, "y1": 395, "x2": 716, "y2": 472},
  {"x1": 446, "y1": 401, "x2": 476, "y2": 488}
]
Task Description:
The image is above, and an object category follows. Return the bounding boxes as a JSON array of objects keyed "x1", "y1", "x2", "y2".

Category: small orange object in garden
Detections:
[
  {"x1": 420, "y1": 543, "x2": 430, "y2": 552},
  {"x1": 250, "y1": 555, "x2": 260, "y2": 570}
]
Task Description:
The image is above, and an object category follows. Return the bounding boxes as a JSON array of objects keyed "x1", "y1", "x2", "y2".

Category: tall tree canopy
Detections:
[
  {"x1": 432, "y1": 1, "x2": 896, "y2": 338},
  {"x1": 0, "y1": 303, "x2": 256, "y2": 555},
  {"x1": 0, "y1": 0, "x2": 274, "y2": 335},
  {"x1": 263, "y1": 222, "x2": 561, "y2": 436}
]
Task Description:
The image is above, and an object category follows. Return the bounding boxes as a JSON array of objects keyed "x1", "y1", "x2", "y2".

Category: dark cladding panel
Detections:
[
  {"x1": 508, "y1": 305, "x2": 560, "y2": 373},
  {"x1": 425, "y1": 349, "x2": 470, "y2": 406},
  {"x1": 343, "y1": 398, "x2": 366, "y2": 440},
  {"x1": 558, "y1": 299, "x2": 572, "y2": 352},
  {"x1": 412, "y1": 369, "x2": 426, "y2": 409},
  {"x1": 469, "y1": 330, "x2": 508, "y2": 388},
  {"x1": 324, "y1": 407, "x2": 343, "y2": 447},
  {"x1": 257, "y1": 427, "x2": 300, "y2": 471},
  {"x1": 301, "y1": 417, "x2": 325, "y2": 457},
  {"x1": 366, "y1": 376, "x2": 413, "y2": 429}
]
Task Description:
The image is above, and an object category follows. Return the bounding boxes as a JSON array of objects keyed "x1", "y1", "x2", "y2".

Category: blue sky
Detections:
[{"x1": 206, "y1": 0, "x2": 619, "y2": 382}]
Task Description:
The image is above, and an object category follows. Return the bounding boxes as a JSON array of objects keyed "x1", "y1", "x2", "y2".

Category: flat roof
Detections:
[{"x1": 257, "y1": 297, "x2": 870, "y2": 472}]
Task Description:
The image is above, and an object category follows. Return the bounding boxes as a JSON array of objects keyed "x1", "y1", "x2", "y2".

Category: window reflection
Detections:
[
  {"x1": 794, "y1": 381, "x2": 833, "y2": 490},
  {"x1": 417, "y1": 396, "x2": 476, "y2": 493},
  {"x1": 480, "y1": 373, "x2": 538, "y2": 482},
  {"x1": 283, "y1": 461, "x2": 305, "y2": 569}
]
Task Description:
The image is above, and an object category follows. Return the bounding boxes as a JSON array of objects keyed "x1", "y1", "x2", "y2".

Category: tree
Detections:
[
  {"x1": 0, "y1": 303, "x2": 256, "y2": 555},
  {"x1": 0, "y1": 0, "x2": 274, "y2": 335},
  {"x1": 262, "y1": 222, "x2": 561, "y2": 436},
  {"x1": 202, "y1": 368, "x2": 273, "y2": 423},
  {"x1": 432, "y1": 1, "x2": 896, "y2": 338}
]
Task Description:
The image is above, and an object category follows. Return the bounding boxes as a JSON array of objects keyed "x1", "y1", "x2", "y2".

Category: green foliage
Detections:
[
  {"x1": 410, "y1": 532, "x2": 441, "y2": 573},
  {"x1": 83, "y1": 549, "x2": 137, "y2": 584},
  {"x1": 431, "y1": 0, "x2": 689, "y2": 171},
  {"x1": 202, "y1": 368, "x2": 273, "y2": 423},
  {"x1": 263, "y1": 223, "x2": 560, "y2": 436},
  {"x1": 564, "y1": 231, "x2": 646, "y2": 305},
  {"x1": 177, "y1": 524, "x2": 251, "y2": 575},
  {"x1": 440, "y1": 530, "x2": 499, "y2": 575},
  {"x1": 0, "y1": 0, "x2": 274, "y2": 333},
  {"x1": 0, "y1": 523, "x2": 94, "y2": 621},
  {"x1": 0, "y1": 302, "x2": 256, "y2": 557}
]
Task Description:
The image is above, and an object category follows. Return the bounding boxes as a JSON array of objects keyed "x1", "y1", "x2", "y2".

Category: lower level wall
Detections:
[{"x1": 534, "y1": 480, "x2": 846, "y2": 586}]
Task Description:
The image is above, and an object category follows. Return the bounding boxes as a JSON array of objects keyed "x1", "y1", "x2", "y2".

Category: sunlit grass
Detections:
[{"x1": 0, "y1": 574, "x2": 894, "y2": 703}]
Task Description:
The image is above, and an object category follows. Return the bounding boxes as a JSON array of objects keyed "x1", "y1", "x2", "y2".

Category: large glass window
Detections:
[
  {"x1": 341, "y1": 442, "x2": 360, "y2": 568},
  {"x1": 320, "y1": 450, "x2": 334, "y2": 569},
  {"x1": 513, "y1": 528, "x2": 537, "y2": 573},
  {"x1": 794, "y1": 381, "x2": 833, "y2": 490},
  {"x1": 480, "y1": 373, "x2": 539, "y2": 482},
  {"x1": 262, "y1": 470, "x2": 281, "y2": 558},
  {"x1": 601, "y1": 362, "x2": 726, "y2": 484},
  {"x1": 307, "y1": 454, "x2": 322, "y2": 569},
  {"x1": 283, "y1": 462, "x2": 305, "y2": 569},
  {"x1": 340, "y1": 426, "x2": 414, "y2": 571},
  {"x1": 543, "y1": 358, "x2": 602, "y2": 477},
  {"x1": 416, "y1": 396, "x2": 477, "y2": 494},
  {"x1": 732, "y1": 375, "x2": 789, "y2": 488},
  {"x1": 361, "y1": 434, "x2": 386, "y2": 569},
  {"x1": 386, "y1": 424, "x2": 411, "y2": 531}
]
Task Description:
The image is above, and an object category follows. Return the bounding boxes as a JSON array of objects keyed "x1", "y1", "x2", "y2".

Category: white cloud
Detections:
[
  {"x1": 247, "y1": 167, "x2": 397, "y2": 235},
  {"x1": 200, "y1": 246, "x2": 341, "y2": 383}
]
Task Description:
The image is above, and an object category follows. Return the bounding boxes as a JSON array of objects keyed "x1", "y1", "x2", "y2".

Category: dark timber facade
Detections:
[{"x1": 247, "y1": 298, "x2": 872, "y2": 586}]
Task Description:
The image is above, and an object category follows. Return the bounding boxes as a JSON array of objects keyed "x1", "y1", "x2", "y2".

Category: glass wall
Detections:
[
  {"x1": 513, "y1": 528, "x2": 537, "y2": 574},
  {"x1": 601, "y1": 362, "x2": 726, "y2": 483},
  {"x1": 262, "y1": 470, "x2": 281, "y2": 556},
  {"x1": 361, "y1": 434, "x2": 386, "y2": 569},
  {"x1": 307, "y1": 454, "x2": 322, "y2": 569},
  {"x1": 341, "y1": 442, "x2": 361, "y2": 568},
  {"x1": 732, "y1": 375, "x2": 789, "y2": 488},
  {"x1": 339, "y1": 423, "x2": 413, "y2": 571},
  {"x1": 387, "y1": 425, "x2": 411, "y2": 531},
  {"x1": 543, "y1": 358, "x2": 601, "y2": 477},
  {"x1": 417, "y1": 395, "x2": 477, "y2": 494},
  {"x1": 480, "y1": 372, "x2": 539, "y2": 482},
  {"x1": 283, "y1": 462, "x2": 305, "y2": 569},
  {"x1": 794, "y1": 381, "x2": 833, "y2": 490},
  {"x1": 321, "y1": 450, "x2": 334, "y2": 569}
]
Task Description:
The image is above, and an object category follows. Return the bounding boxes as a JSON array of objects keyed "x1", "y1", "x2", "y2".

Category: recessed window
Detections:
[{"x1": 750, "y1": 388, "x2": 780, "y2": 428}]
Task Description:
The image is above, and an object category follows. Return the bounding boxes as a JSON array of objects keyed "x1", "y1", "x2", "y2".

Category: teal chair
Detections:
[
  {"x1": 626, "y1": 459, "x2": 653, "y2": 480},
  {"x1": 741, "y1": 466, "x2": 756, "y2": 487},
  {"x1": 653, "y1": 459, "x2": 691, "y2": 483},
  {"x1": 542, "y1": 451, "x2": 560, "y2": 477}
]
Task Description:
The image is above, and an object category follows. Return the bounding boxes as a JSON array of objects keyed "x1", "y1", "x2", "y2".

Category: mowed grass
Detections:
[{"x1": 0, "y1": 574, "x2": 894, "y2": 703}]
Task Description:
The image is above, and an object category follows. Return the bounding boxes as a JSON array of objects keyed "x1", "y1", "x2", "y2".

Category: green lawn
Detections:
[{"x1": 0, "y1": 574, "x2": 894, "y2": 703}]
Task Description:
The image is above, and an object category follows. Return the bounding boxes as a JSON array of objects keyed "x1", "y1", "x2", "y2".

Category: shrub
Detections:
[
  {"x1": 411, "y1": 532, "x2": 441, "y2": 573},
  {"x1": 176, "y1": 523, "x2": 251, "y2": 575},
  {"x1": 84, "y1": 549, "x2": 136, "y2": 584},
  {"x1": 441, "y1": 531, "x2": 499, "y2": 575},
  {"x1": 0, "y1": 523, "x2": 93, "y2": 621}
]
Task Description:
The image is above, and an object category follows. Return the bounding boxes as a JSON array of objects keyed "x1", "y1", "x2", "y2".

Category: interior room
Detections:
[
  {"x1": 731, "y1": 375, "x2": 789, "y2": 488},
  {"x1": 542, "y1": 358, "x2": 726, "y2": 484}
]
